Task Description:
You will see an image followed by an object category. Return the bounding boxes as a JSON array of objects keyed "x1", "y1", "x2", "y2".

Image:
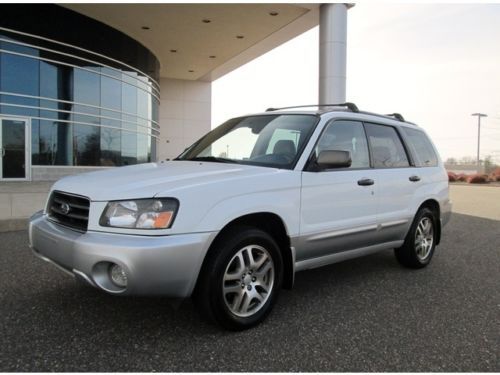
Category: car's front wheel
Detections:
[
  {"x1": 194, "y1": 226, "x2": 283, "y2": 330},
  {"x1": 395, "y1": 207, "x2": 437, "y2": 268}
]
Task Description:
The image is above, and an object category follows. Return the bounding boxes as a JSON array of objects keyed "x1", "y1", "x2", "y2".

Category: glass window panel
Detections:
[
  {"x1": 31, "y1": 119, "x2": 40, "y2": 165},
  {"x1": 137, "y1": 89, "x2": 149, "y2": 121},
  {"x1": 152, "y1": 99, "x2": 159, "y2": 123},
  {"x1": 1, "y1": 39, "x2": 39, "y2": 57},
  {"x1": 38, "y1": 120, "x2": 72, "y2": 166},
  {"x1": 1, "y1": 119, "x2": 26, "y2": 178},
  {"x1": 121, "y1": 131, "x2": 137, "y2": 166},
  {"x1": 150, "y1": 136, "x2": 157, "y2": 163},
  {"x1": 101, "y1": 74, "x2": 121, "y2": 110},
  {"x1": 100, "y1": 128, "x2": 121, "y2": 166},
  {"x1": 365, "y1": 123, "x2": 410, "y2": 168},
  {"x1": 315, "y1": 120, "x2": 370, "y2": 169},
  {"x1": 402, "y1": 127, "x2": 439, "y2": 167},
  {"x1": 73, "y1": 124, "x2": 100, "y2": 166},
  {"x1": 101, "y1": 67, "x2": 122, "y2": 80},
  {"x1": 0, "y1": 93, "x2": 39, "y2": 117},
  {"x1": 40, "y1": 61, "x2": 58, "y2": 99},
  {"x1": 73, "y1": 68, "x2": 100, "y2": 107},
  {"x1": 122, "y1": 83, "x2": 137, "y2": 129},
  {"x1": 137, "y1": 133, "x2": 148, "y2": 164},
  {"x1": 0, "y1": 53, "x2": 39, "y2": 95}
]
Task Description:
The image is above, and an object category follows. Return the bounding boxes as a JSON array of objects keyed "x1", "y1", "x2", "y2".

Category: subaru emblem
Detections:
[{"x1": 60, "y1": 203, "x2": 71, "y2": 215}]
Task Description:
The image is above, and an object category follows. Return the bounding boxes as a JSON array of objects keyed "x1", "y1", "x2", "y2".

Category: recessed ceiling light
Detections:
[
  {"x1": 188, "y1": 70, "x2": 194, "y2": 73},
  {"x1": 170, "y1": 49, "x2": 177, "y2": 53},
  {"x1": 269, "y1": 11, "x2": 279, "y2": 16},
  {"x1": 209, "y1": 55, "x2": 216, "y2": 59},
  {"x1": 202, "y1": 19, "x2": 211, "y2": 23},
  {"x1": 236, "y1": 35, "x2": 244, "y2": 39},
  {"x1": 141, "y1": 26, "x2": 150, "y2": 30}
]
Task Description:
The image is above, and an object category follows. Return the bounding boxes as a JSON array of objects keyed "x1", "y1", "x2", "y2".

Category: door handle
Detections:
[
  {"x1": 0, "y1": 148, "x2": 4, "y2": 157},
  {"x1": 357, "y1": 178, "x2": 374, "y2": 186},
  {"x1": 409, "y1": 175, "x2": 421, "y2": 182}
]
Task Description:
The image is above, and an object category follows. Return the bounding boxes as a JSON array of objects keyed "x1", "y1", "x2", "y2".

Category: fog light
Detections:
[{"x1": 109, "y1": 264, "x2": 127, "y2": 287}]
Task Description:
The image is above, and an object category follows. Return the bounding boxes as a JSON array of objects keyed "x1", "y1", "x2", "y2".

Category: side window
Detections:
[
  {"x1": 402, "y1": 127, "x2": 438, "y2": 167},
  {"x1": 315, "y1": 120, "x2": 370, "y2": 169},
  {"x1": 364, "y1": 123, "x2": 410, "y2": 168}
]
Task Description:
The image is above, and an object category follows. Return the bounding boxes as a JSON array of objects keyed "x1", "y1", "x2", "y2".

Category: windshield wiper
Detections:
[{"x1": 186, "y1": 156, "x2": 239, "y2": 164}]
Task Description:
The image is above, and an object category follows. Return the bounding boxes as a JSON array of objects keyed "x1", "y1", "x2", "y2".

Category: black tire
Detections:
[
  {"x1": 194, "y1": 225, "x2": 283, "y2": 331},
  {"x1": 395, "y1": 207, "x2": 438, "y2": 269}
]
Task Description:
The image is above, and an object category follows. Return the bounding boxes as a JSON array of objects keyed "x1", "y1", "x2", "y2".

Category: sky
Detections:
[{"x1": 212, "y1": 3, "x2": 500, "y2": 163}]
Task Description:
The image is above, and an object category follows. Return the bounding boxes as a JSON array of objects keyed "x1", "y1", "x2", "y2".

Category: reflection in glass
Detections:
[
  {"x1": 38, "y1": 120, "x2": 72, "y2": 165},
  {"x1": 1, "y1": 119, "x2": 26, "y2": 178},
  {"x1": 121, "y1": 131, "x2": 137, "y2": 166},
  {"x1": 73, "y1": 124, "x2": 100, "y2": 166},
  {"x1": 0, "y1": 52, "x2": 39, "y2": 95},
  {"x1": 100, "y1": 128, "x2": 121, "y2": 166},
  {"x1": 0, "y1": 33, "x2": 157, "y2": 169}
]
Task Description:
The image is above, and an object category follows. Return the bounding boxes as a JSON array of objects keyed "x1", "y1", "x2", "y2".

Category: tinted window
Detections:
[
  {"x1": 365, "y1": 123, "x2": 410, "y2": 168},
  {"x1": 402, "y1": 127, "x2": 438, "y2": 167},
  {"x1": 0, "y1": 53, "x2": 39, "y2": 95},
  {"x1": 315, "y1": 120, "x2": 370, "y2": 169},
  {"x1": 0, "y1": 23, "x2": 158, "y2": 168},
  {"x1": 73, "y1": 125, "x2": 100, "y2": 166}
]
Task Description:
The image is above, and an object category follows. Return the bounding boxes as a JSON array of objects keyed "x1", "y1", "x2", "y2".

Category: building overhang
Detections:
[{"x1": 62, "y1": 3, "x2": 319, "y2": 82}]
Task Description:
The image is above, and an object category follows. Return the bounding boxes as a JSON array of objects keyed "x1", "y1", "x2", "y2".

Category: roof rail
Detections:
[
  {"x1": 265, "y1": 102, "x2": 359, "y2": 113},
  {"x1": 386, "y1": 113, "x2": 405, "y2": 122}
]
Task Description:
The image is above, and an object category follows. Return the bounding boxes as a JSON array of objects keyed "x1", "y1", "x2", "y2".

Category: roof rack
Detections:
[
  {"x1": 265, "y1": 102, "x2": 359, "y2": 113},
  {"x1": 386, "y1": 113, "x2": 405, "y2": 122}
]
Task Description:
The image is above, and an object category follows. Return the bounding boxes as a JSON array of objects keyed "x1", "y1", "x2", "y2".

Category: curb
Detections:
[{"x1": 0, "y1": 219, "x2": 28, "y2": 233}]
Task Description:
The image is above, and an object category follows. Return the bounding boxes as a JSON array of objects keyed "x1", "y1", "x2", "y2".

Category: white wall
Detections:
[{"x1": 158, "y1": 78, "x2": 212, "y2": 161}]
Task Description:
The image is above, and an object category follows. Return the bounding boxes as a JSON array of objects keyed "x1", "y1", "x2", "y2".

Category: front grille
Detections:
[{"x1": 47, "y1": 191, "x2": 90, "y2": 232}]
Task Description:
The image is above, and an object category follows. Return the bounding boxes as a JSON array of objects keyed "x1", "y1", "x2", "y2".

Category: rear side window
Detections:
[
  {"x1": 364, "y1": 123, "x2": 410, "y2": 168},
  {"x1": 402, "y1": 127, "x2": 438, "y2": 167}
]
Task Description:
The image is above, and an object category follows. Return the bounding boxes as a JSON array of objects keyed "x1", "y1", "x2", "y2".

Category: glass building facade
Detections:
[{"x1": 0, "y1": 5, "x2": 160, "y2": 178}]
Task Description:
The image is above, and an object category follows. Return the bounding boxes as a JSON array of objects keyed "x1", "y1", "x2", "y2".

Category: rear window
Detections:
[{"x1": 402, "y1": 128, "x2": 438, "y2": 167}]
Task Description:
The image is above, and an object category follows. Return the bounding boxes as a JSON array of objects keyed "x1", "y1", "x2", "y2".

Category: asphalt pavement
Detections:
[{"x1": 0, "y1": 213, "x2": 499, "y2": 372}]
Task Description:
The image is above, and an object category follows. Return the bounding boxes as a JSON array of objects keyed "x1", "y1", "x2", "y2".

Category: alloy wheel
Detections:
[
  {"x1": 415, "y1": 217, "x2": 434, "y2": 260},
  {"x1": 222, "y1": 245, "x2": 275, "y2": 318}
]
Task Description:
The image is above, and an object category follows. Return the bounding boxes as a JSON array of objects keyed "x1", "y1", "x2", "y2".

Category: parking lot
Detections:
[{"x1": 0, "y1": 186, "x2": 499, "y2": 371}]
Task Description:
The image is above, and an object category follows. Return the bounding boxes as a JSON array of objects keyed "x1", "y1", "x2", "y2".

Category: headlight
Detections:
[{"x1": 100, "y1": 199, "x2": 179, "y2": 229}]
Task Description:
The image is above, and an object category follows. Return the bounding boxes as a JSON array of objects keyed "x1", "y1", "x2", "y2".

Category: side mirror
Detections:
[{"x1": 317, "y1": 150, "x2": 352, "y2": 170}]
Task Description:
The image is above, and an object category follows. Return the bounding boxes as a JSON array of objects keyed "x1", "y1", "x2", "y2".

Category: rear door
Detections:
[
  {"x1": 299, "y1": 120, "x2": 379, "y2": 262},
  {"x1": 364, "y1": 123, "x2": 416, "y2": 243}
]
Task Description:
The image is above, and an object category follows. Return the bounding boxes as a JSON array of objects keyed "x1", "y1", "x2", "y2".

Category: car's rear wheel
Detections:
[
  {"x1": 194, "y1": 226, "x2": 283, "y2": 330},
  {"x1": 395, "y1": 207, "x2": 437, "y2": 268}
]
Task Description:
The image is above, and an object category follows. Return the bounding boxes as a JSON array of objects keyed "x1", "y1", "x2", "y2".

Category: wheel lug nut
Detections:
[
  {"x1": 252, "y1": 277, "x2": 256, "y2": 282},
  {"x1": 247, "y1": 285, "x2": 252, "y2": 291},
  {"x1": 241, "y1": 283, "x2": 245, "y2": 288}
]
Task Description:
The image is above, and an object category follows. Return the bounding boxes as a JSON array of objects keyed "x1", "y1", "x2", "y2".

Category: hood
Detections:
[{"x1": 51, "y1": 161, "x2": 283, "y2": 201}]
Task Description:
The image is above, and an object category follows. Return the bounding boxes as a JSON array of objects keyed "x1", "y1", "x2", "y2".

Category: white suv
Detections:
[{"x1": 29, "y1": 103, "x2": 451, "y2": 330}]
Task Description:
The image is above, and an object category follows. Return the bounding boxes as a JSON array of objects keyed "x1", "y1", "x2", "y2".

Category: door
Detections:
[
  {"x1": 298, "y1": 120, "x2": 379, "y2": 262},
  {"x1": 0, "y1": 118, "x2": 30, "y2": 180},
  {"x1": 364, "y1": 122, "x2": 415, "y2": 243}
]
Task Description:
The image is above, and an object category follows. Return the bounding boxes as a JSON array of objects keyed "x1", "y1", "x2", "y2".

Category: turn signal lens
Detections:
[{"x1": 154, "y1": 211, "x2": 173, "y2": 228}]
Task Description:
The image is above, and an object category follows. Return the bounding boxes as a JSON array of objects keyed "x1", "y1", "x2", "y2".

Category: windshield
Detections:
[{"x1": 177, "y1": 114, "x2": 318, "y2": 169}]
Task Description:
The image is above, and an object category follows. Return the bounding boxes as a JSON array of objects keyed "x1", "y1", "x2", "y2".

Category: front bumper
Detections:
[{"x1": 29, "y1": 211, "x2": 217, "y2": 297}]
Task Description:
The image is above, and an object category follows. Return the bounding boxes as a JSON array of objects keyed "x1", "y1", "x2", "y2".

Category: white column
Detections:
[
  {"x1": 158, "y1": 78, "x2": 211, "y2": 161},
  {"x1": 319, "y1": 3, "x2": 351, "y2": 104}
]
